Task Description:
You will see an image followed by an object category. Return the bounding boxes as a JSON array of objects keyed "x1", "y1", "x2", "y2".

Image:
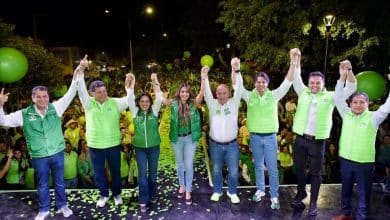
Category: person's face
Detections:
[
  {"x1": 32, "y1": 90, "x2": 50, "y2": 110},
  {"x1": 308, "y1": 76, "x2": 324, "y2": 94},
  {"x1": 79, "y1": 129, "x2": 85, "y2": 136},
  {"x1": 254, "y1": 76, "x2": 268, "y2": 94},
  {"x1": 179, "y1": 86, "x2": 190, "y2": 103},
  {"x1": 282, "y1": 146, "x2": 289, "y2": 153},
  {"x1": 0, "y1": 143, "x2": 6, "y2": 152},
  {"x1": 216, "y1": 85, "x2": 230, "y2": 105},
  {"x1": 350, "y1": 95, "x2": 368, "y2": 115},
  {"x1": 92, "y1": 86, "x2": 108, "y2": 104},
  {"x1": 69, "y1": 123, "x2": 77, "y2": 129},
  {"x1": 14, "y1": 150, "x2": 22, "y2": 159},
  {"x1": 65, "y1": 143, "x2": 72, "y2": 153},
  {"x1": 139, "y1": 96, "x2": 151, "y2": 111}
]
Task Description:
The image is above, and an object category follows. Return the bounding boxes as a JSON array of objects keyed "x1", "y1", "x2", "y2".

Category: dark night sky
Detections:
[{"x1": 0, "y1": 0, "x2": 188, "y2": 57}]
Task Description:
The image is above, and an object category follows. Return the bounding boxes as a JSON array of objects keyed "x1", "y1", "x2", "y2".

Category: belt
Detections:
[
  {"x1": 300, "y1": 133, "x2": 315, "y2": 140},
  {"x1": 251, "y1": 132, "x2": 275, "y2": 136},
  {"x1": 178, "y1": 132, "x2": 191, "y2": 137},
  {"x1": 210, "y1": 138, "x2": 237, "y2": 145}
]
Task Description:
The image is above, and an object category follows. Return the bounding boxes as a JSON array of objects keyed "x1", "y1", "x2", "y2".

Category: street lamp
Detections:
[
  {"x1": 323, "y1": 14, "x2": 335, "y2": 74},
  {"x1": 127, "y1": 5, "x2": 155, "y2": 72}
]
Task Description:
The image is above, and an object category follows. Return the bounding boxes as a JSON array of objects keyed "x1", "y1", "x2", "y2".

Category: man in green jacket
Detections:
[
  {"x1": 77, "y1": 56, "x2": 132, "y2": 208},
  {"x1": 333, "y1": 63, "x2": 390, "y2": 220},
  {"x1": 0, "y1": 60, "x2": 86, "y2": 220},
  {"x1": 290, "y1": 49, "x2": 356, "y2": 217}
]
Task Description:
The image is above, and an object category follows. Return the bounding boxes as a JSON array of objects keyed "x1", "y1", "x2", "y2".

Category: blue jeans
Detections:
[
  {"x1": 31, "y1": 151, "x2": 67, "y2": 212},
  {"x1": 135, "y1": 146, "x2": 160, "y2": 204},
  {"x1": 172, "y1": 135, "x2": 197, "y2": 192},
  {"x1": 89, "y1": 145, "x2": 121, "y2": 197},
  {"x1": 209, "y1": 139, "x2": 239, "y2": 194},
  {"x1": 250, "y1": 133, "x2": 279, "y2": 198},
  {"x1": 64, "y1": 177, "x2": 78, "y2": 189},
  {"x1": 340, "y1": 158, "x2": 373, "y2": 220}
]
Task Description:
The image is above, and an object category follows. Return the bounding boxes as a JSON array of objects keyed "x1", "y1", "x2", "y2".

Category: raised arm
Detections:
[
  {"x1": 127, "y1": 73, "x2": 138, "y2": 116},
  {"x1": 342, "y1": 60, "x2": 357, "y2": 99},
  {"x1": 113, "y1": 74, "x2": 132, "y2": 112},
  {"x1": 372, "y1": 74, "x2": 390, "y2": 129},
  {"x1": 333, "y1": 60, "x2": 351, "y2": 118},
  {"x1": 272, "y1": 49, "x2": 295, "y2": 101},
  {"x1": 231, "y1": 57, "x2": 250, "y2": 102},
  {"x1": 195, "y1": 70, "x2": 205, "y2": 105},
  {"x1": 0, "y1": 88, "x2": 22, "y2": 127},
  {"x1": 53, "y1": 55, "x2": 88, "y2": 116},
  {"x1": 291, "y1": 48, "x2": 306, "y2": 95},
  {"x1": 75, "y1": 55, "x2": 91, "y2": 110},
  {"x1": 202, "y1": 66, "x2": 214, "y2": 105},
  {"x1": 151, "y1": 73, "x2": 163, "y2": 114}
]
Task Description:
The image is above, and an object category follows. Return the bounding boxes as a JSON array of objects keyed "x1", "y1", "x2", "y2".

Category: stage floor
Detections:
[{"x1": 1, "y1": 183, "x2": 389, "y2": 219}]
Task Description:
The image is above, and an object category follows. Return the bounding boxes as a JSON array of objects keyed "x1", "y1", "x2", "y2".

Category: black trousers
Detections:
[{"x1": 293, "y1": 135, "x2": 326, "y2": 204}]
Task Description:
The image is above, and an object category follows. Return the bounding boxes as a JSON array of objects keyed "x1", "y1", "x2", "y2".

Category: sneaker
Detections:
[
  {"x1": 96, "y1": 196, "x2": 109, "y2": 208},
  {"x1": 227, "y1": 192, "x2": 240, "y2": 204},
  {"x1": 271, "y1": 197, "x2": 280, "y2": 210},
  {"x1": 57, "y1": 205, "x2": 73, "y2": 218},
  {"x1": 34, "y1": 211, "x2": 49, "y2": 220},
  {"x1": 210, "y1": 192, "x2": 223, "y2": 202},
  {"x1": 114, "y1": 195, "x2": 123, "y2": 206},
  {"x1": 140, "y1": 204, "x2": 148, "y2": 213},
  {"x1": 252, "y1": 190, "x2": 265, "y2": 202}
]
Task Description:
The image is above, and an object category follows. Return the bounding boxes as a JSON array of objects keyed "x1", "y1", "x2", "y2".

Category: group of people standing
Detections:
[
  {"x1": 203, "y1": 48, "x2": 390, "y2": 220},
  {"x1": 0, "y1": 47, "x2": 389, "y2": 220}
]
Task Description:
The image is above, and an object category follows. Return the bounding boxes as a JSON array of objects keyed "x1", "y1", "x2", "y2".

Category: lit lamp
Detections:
[{"x1": 322, "y1": 15, "x2": 335, "y2": 74}]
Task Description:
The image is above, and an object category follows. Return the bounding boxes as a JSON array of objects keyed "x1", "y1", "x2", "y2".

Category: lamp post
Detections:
[
  {"x1": 323, "y1": 15, "x2": 335, "y2": 74},
  {"x1": 127, "y1": 5, "x2": 154, "y2": 73}
]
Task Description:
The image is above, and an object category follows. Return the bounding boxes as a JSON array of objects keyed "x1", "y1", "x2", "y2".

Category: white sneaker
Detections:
[
  {"x1": 96, "y1": 196, "x2": 109, "y2": 207},
  {"x1": 34, "y1": 211, "x2": 49, "y2": 220},
  {"x1": 210, "y1": 192, "x2": 223, "y2": 202},
  {"x1": 252, "y1": 190, "x2": 266, "y2": 202},
  {"x1": 226, "y1": 191, "x2": 240, "y2": 204},
  {"x1": 271, "y1": 197, "x2": 280, "y2": 210},
  {"x1": 57, "y1": 205, "x2": 73, "y2": 217},
  {"x1": 114, "y1": 195, "x2": 123, "y2": 206}
]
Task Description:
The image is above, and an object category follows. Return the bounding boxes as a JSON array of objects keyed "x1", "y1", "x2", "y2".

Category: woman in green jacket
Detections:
[
  {"x1": 128, "y1": 73, "x2": 163, "y2": 212},
  {"x1": 163, "y1": 73, "x2": 205, "y2": 205}
]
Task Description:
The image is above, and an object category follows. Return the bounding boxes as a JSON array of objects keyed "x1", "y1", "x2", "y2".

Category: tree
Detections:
[
  {"x1": 217, "y1": 0, "x2": 390, "y2": 75},
  {"x1": 0, "y1": 19, "x2": 64, "y2": 110}
]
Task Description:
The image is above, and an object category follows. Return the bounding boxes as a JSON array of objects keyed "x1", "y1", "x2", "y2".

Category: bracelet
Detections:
[
  {"x1": 153, "y1": 82, "x2": 160, "y2": 86},
  {"x1": 234, "y1": 70, "x2": 240, "y2": 73},
  {"x1": 290, "y1": 61, "x2": 297, "y2": 65}
]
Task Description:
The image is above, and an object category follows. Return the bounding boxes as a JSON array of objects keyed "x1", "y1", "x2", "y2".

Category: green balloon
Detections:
[
  {"x1": 0, "y1": 47, "x2": 28, "y2": 83},
  {"x1": 200, "y1": 55, "x2": 214, "y2": 67},
  {"x1": 183, "y1": 51, "x2": 191, "y2": 59},
  {"x1": 356, "y1": 71, "x2": 387, "y2": 100}
]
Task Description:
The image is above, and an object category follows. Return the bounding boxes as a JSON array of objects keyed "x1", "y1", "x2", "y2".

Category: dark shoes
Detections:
[
  {"x1": 291, "y1": 191, "x2": 308, "y2": 208},
  {"x1": 177, "y1": 191, "x2": 185, "y2": 198},
  {"x1": 185, "y1": 197, "x2": 192, "y2": 205},
  {"x1": 308, "y1": 203, "x2": 318, "y2": 216}
]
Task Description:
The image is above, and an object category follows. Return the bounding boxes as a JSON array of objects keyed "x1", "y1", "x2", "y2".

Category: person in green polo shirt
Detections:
[
  {"x1": 128, "y1": 72, "x2": 163, "y2": 212},
  {"x1": 333, "y1": 64, "x2": 390, "y2": 220},
  {"x1": 290, "y1": 49, "x2": 356, "y2": 217}
]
